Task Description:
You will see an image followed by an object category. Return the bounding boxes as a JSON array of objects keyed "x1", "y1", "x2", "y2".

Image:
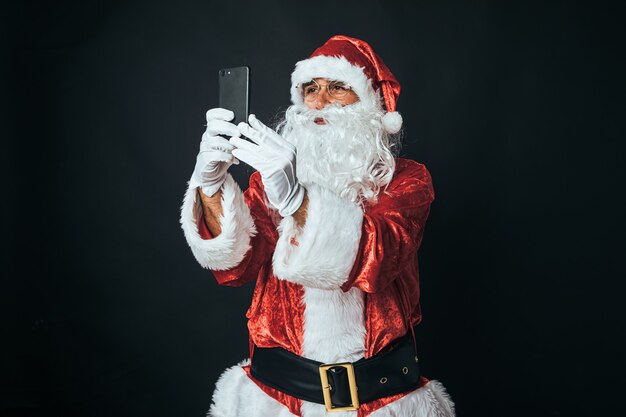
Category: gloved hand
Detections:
[
  {"x1": 231, "y1": 114, "x2": 305, "y2": 216},
  {"x1": 190, "y1": 108, "x2": 240, "y2": 197}
]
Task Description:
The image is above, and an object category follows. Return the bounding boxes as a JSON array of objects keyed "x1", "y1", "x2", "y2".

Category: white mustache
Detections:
[{"x1": 284, "y1": 102, "x2": 384, "y2": 130}]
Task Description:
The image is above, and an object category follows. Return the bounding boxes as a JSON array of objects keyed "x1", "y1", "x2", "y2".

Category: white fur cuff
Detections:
[
  {"x1": 272, "y1": 184, "x2": 363, "y2": 289},
  {"x1": 180, "y1": 174, "x2": 256, "y2": 270}
]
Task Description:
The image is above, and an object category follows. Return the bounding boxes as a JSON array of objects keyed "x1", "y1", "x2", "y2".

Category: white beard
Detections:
[{"x1": 277, "y1": 101, "x2": 398, "y2": 205}]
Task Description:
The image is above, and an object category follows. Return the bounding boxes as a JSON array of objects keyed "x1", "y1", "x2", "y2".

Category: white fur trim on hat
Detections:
[
  {"x1": 290, "y1": 55, "x2": 403, "y2": 133},
  {"x1": 291, "y1": 55, "x2": 381, "y2": 112}
]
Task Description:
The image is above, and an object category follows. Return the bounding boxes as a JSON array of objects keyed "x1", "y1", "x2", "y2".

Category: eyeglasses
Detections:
[{"x1": 299, "y1": 79, "x2": 353, "y2": 101}]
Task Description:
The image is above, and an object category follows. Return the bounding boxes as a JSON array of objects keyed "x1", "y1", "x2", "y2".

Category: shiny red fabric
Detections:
[
  {"x1": 309, "y1": 35, "x2": 401, "y2": 112},
  {"x1": 199, "y1": 158, "x2": 435, "y2": 417}
]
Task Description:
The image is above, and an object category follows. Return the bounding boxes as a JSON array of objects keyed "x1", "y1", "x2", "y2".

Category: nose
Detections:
[{"x1": 312, "y1": 89, "x2": 333, "y2": 110}]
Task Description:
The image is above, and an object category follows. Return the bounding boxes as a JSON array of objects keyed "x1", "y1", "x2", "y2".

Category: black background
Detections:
[{"x1": 3, "y1": 1, "x2": 624, "y2": 416}]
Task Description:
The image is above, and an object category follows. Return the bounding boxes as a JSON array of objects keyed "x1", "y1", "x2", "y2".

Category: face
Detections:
[
  {"x1": 280, "y1": 91, "x2": 396, "y2": 204},
  {"x1": 302, "y1": 77, "x2": 360, "y2": 110}
]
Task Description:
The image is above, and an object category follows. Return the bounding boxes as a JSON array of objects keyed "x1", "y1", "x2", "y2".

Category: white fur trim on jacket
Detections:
[
  {"x1": 208, "y1": 360, "x2": 454, "y2": 417},
  {"x1": 272, "y1": 183, "x2": 363, "y2": 289},
  {"x1": 208, "y1": 359, "x2": 297, "y2": 417},
  {"x1": 299, "y1": 379, "x2": 455, "y2": 417},
  {"x1": 301, "y1": 381, "x2": 455, "y2": 417},
  {"x1": 180, "y1": 174, "x2": 256, "y2": 270},
  {"x1": 301, "y1": 287, "x2": 366, "y2": 363},
  {"x1": 290, "y1": 55, "x2": 381, "y2": 112},
  {"x1": 367, "y1": 380, "x2": 456, "y2": 417}
]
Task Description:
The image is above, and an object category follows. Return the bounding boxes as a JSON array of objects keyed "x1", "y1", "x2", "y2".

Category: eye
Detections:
[
  {"x1": 331, "y1": 82, "x2": 348, "y2": 91},
  {"x1": 303, "y1": 85, "x2": 319, "y2": 95}
]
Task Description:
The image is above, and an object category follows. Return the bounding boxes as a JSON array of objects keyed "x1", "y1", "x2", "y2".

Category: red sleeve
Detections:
[
  {"x1": 341, "y1": 160, "x2": 435, "y2": 293},
  {"x1": 200, "y1": 173, "x2": 278, "y2": 287}
]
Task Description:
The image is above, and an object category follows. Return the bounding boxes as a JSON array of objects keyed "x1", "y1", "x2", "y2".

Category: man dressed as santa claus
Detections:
[{"x1": 181, "y1": 35, "x2": 455, "y2": 417}]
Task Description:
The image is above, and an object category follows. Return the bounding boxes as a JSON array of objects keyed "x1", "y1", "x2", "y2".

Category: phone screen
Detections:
[{"x1": 218, "y1": 66, "x2": 250, "y2": 126}]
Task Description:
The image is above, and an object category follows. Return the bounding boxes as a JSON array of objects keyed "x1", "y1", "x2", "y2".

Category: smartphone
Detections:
[{"x1": 218, "y1": 66, "x2": 250, "y2": 126}]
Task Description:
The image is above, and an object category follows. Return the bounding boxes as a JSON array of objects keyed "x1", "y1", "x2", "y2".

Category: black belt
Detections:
[{"x1": 249, "y1": 329, "x2": 421, "y2": 412}]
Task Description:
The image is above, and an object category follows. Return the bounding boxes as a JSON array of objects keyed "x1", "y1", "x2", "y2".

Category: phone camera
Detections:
[{"x1": 219, "y1": 70, "x2": 225, "y2": 76}]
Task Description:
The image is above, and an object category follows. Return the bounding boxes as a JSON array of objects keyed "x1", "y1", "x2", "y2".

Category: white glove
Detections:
[
  {"x1": 190, "y1": 108, "x2": 240, "y2": 197},
  {"x1": 231, "y1": 114, "x2": 305, "y2": 216}
]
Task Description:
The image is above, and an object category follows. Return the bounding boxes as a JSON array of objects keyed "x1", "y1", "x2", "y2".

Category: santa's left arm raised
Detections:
[
  {"x1": 180, "y1": 109, "x2": 258, "y2": 272},
  {"x1": 272, "y1": 159, "x2": 435, "y2": 292},
  {"x1": 231, "y1": 115, "x2": 306, "y2": 218}
]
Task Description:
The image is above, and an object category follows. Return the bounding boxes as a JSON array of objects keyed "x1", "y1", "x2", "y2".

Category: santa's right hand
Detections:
[{"x1": 190, "y1": 108, "x2": 240, "y2": 197}]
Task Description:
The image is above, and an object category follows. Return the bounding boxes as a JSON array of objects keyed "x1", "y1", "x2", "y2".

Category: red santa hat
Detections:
[{"x1": 290, "y1": 35, "x2": 403, "y2": 134}]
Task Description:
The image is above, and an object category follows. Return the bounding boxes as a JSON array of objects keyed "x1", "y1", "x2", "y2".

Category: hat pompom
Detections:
[{"x1": 382, "y1": 111, "x2": 402, "y2": 134}]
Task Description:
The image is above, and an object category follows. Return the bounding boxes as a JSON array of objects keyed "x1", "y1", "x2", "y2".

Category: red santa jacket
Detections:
[{"x1": 193, "y1": 158, "x2": 435, "y2": 417}]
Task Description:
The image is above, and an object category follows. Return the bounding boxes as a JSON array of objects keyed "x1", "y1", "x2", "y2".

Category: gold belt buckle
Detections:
[{"x1": 318, "y1": 362, "x2": 360, "y2": 412}]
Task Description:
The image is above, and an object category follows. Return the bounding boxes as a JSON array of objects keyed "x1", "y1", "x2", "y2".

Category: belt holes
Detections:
[
  {"x1": 402, "y1": 367, "x2": 409, "y2": 375},
  {"x1": 379, "y1": 377, "x2": 388, "y2": 384}
]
